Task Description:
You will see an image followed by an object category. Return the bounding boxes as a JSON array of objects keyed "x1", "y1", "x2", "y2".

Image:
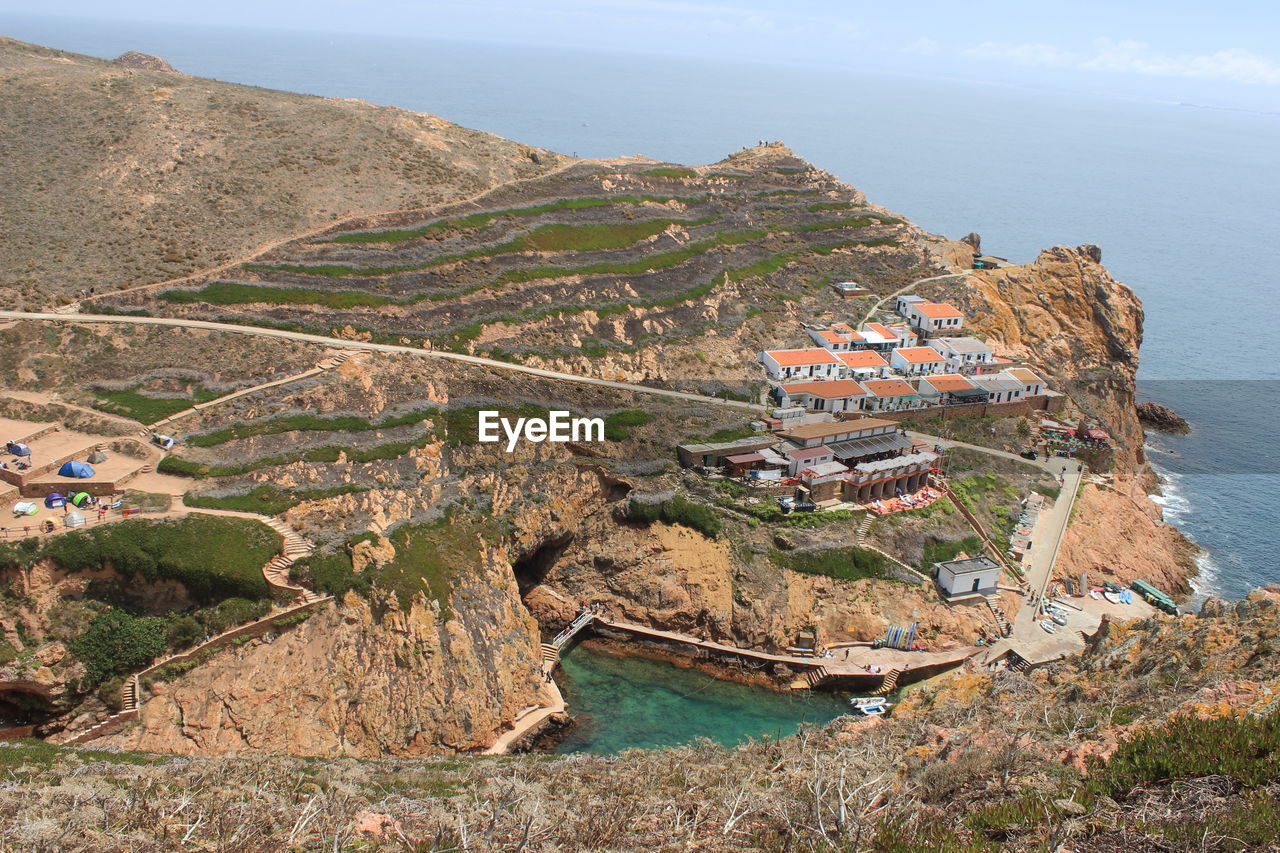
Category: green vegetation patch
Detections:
[
  {"x1": 771, "y1": 546, "x2": 889, "y2": 582},
  {"x1": 162, "y1": 280, "x2": 396, "y2": 308},
  {"x1": 625, "y1": 495, "x2": 722, "y2": 537},
  {"x1": 368, "y1": 515, "x2": 500, "y2": 615},
  {"x1": 69, "y1": 608, "x2": 166, "y2": 687},
  {"x1": 92, "y1": 384, "x2": 221, "y2": 424},
  {"x1": 921, "y1": 535, "x2": 984, "y2": 570},
  {"x1": 324, "y1": 196, "x2": 700, "y2": 244},
  {"x1": 159, "y1": 428, "x2": 437, "y2": 479},
  {"x1": 184, "y1": 484, "x2": 367, "y2": 515},
  {"x1": 246, "y1": 216, "x2": 715, "y2": 278},
  {"x1": 41, "y1": 515, "x2": 279, "y2": 602},
  {"x1": 186, "y1": 408, "x2": 436, "y2": 447},
  {"x1": 603, "y1": 409, "x2": 653, "y2": 441},
  {"x1": 643, "y1": 167, "x2": 697, "y2": 179}
]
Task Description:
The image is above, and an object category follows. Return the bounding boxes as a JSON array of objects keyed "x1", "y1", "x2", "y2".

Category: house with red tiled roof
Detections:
[
  {"x1": 835, "y1": 349, "x2": 890, "y2": 380},
  {"x1": 778, "y1": 379, "x2": 868, "y2": 414},
  {"x1": 758, "y1": 347, "x2": 841, "y2": 380},
  {"x1": 855, "y1": 322, "x2": 915, "y2": 352},
  {"x1": 806, "y1": 326, "x2": 862, "y2": 352},
  {"x1": 862, "y1": 378, "x2": 924, "y2": 412},
  {"x1": 905, "y1": 301, "x2": 964, "y2": 334},
  {"x1": 889, "y1": 346, "x2": 948, "y2": 376},
  {"x1": 1004, "y1": 368, "x2": 1045, "y2": 396}
]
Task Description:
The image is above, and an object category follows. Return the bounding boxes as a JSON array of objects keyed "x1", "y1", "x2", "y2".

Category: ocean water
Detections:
[
  {"x1": 553, "y1": 646, "x2": 849, "y2": 754},
  {"x1": 4, "y1": 13, "x2": 1278, "y2": 600}
]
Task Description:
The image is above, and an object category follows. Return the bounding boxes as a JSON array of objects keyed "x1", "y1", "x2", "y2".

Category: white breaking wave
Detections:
[{"x1": 1147, "y1": 447, "x2": 1222, "y2": 603}]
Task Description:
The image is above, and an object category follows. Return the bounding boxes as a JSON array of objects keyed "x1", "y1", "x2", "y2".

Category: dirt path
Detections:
[
  {"x1": 860, "y1": 272, "x2": 968, "y2": 324},
  {"x1": 0, "y1": 310, "x2": 766, "y2": 413}
]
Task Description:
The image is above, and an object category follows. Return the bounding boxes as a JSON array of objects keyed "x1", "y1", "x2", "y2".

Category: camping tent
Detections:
[
  {"x1": 58, "y1": 461, "x2": 95, "y2": 478},
  {"x1": 7, "y1": 442, "x2": 31, "y2": 457},
  {"x1": 71, "y1": 492, "x2": 92, "y2": 508},
  {"x1": 86, "y1": 450, "x2": 108, "y2": 464},
  {"x1": 63, "y1": 511, "x2": 86, "y2": 528},
  {"x1": 12, "y1": 501, "x2": 38, "y2": 516},
  {"x1": 44, "y1": 492, "x2": 66, "y2": 509}
]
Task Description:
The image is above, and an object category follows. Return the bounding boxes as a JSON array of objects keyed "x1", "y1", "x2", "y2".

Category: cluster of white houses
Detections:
[{"x1": 757, "y1": 294, "x2": 1047, "y2": 415}]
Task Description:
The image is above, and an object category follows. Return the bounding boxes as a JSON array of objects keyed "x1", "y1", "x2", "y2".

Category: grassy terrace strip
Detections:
[
  {"x1": 159, "y1": 431, "x2": 436, "y2": 478},
  {"x1": 92, "y1": 384, "x2": 221, "y2": 423},
  {"x1": 770, "y1": 545, "x2": 890, "y2": 582},
  {"x1": 239, "y1": 216, "x2": 719, "y2": 278},
  {"x1": 162, "y1": 217, "x2": 900, "y2": 309},
  {"x1": 184, "y1": 483, "x2": 368, "y2": 514},
  {"x1": 186, "y1": 409, "x2": 437, "y2": 447},
  {"x1": 321, "y1": 195, "x2": 702, "y2": 244}
]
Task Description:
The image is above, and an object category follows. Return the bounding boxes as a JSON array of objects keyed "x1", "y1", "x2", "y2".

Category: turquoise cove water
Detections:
[{"x1": 552, "y1": 646, "x2": 850, "y2": 754}]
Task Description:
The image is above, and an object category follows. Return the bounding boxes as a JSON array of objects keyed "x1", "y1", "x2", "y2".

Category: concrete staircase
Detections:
[
  {"x1": 805, "y1": 666, "x2": 831, "y2": 687},
  {"x1": 872, "y1": 668, "x2": 902, "y2": 695},
  {"x1": 986, "y1": 599, "x2": 1012, "y2": 637},
  {"x1": 854, "y1": 514, "x2": 874, "y2": 545},
  {"x1": 259, "y1": 517, "x2": 322, "y2": 603},
  {"x1": 540, "y1": 643, "x2": 560, "y2": 670}
]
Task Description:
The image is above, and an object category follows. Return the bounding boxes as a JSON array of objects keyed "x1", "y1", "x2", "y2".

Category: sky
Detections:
[{"x1": 5, "y1": 1, "x2": 1280, "y2": 110}]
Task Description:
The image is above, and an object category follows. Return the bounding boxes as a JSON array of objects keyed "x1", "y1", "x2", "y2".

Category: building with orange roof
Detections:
[
  {"x1": 915, "y1": 374, "x2": 988, "y2": 405},
  {"x1": 889, "y1": 346, "x2": 948, "y2": 376},
  {"x1": 862, "y1": 378, "x2": 925, "y2": 412},
  {"x1": 835, "y1": 349, "x2": 890, "y2": 380},
  {"x1": 758, "y1": 347, "x2": 841, "y2": 380},
  {"x1": 905, "y1": 301, "x2": 964, "y2": 334},
  {"x1": 1004, "y1": 368, "x2": 1045, "y2": 396},
  {"x1": 855, "y1": 321, "x2": 914, "y2": 352},
  {"x1": 777, "y1": 379, "x2": 868, "y2": 414}
]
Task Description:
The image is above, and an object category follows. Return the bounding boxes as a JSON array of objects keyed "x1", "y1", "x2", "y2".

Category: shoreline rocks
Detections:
[{"x1": 1136, "y1": 401, "x2": 1190, "y2": 434}]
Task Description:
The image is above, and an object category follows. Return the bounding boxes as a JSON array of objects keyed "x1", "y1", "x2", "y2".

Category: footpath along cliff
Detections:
[{"x1": 955, "y1": 243, "x2": 1199, "y2": 593}]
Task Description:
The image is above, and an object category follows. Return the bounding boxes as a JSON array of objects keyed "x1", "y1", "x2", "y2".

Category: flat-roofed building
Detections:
[
  {"x1": 934, "y1": 556, "x2": 1002, "y2": 600},
  {"x1": 1005, "y1": 367, "x2": 1046, "y2": 396},
  {"x1": 928, "y1": 336, "x2": 993, "y2": 370},
  {"x1": 842, "y1": 450, "x2": 938, "y2": 504},
  {"x1": 972, "y1": 374, "x2": 1024, "y2": 404}
]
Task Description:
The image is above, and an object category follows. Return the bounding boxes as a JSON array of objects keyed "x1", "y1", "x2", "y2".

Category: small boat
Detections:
[
  {"x1": 1089, "y1": 590, "x2": 1102, "y2": 600},
  {"x1": 1103, "y1": 591, "x2": 1122, "y2": 604},
  {"x1": 1051, "y1": 611, "x2": 1069, "y2": 626},
  {"x1": 1039, "y1": 619, "x2": 1057, "y2": 634},
  {"x1": 849, "y1": 697, "x2": 890, "y2": 716}
]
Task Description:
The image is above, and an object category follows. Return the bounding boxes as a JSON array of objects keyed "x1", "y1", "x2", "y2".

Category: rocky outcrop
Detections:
[
  {"x1": 103, "y1": 545, "x2": 546, "y2": 757},
  {"x1": 1136, "y1": 401, "x2": 1190, "y2": 434},
  {"x1": 113, "y1": 51, "x2": 176, "y2": 72}
]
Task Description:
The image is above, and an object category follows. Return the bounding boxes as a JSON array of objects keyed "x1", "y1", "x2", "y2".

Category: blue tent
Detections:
[
  {"x1": 7, "y1": 442, "x2": 31, "y2": 457},
  {"x1": 58, "y1": 460, "x2": 95, "y2": 478},
  {"x1": 44, "y1": 492, "x2": 66, "y2": 508}
]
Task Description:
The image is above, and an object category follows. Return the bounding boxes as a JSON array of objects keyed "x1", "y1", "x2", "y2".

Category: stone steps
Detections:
[{"x1": 873, "y1": 668, "x2": 902, "y2": 695}]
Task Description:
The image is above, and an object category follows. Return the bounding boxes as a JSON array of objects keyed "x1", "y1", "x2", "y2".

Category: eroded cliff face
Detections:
[
  {"x1": 523, "y1": 513, "x2": 994, "y2": 653},
  {"x1": 952, "y1": 242, "x2": 1198, "y2": 591},
  {"x1": 103, "y1": 543, "x2": 546, "y2": 757}
]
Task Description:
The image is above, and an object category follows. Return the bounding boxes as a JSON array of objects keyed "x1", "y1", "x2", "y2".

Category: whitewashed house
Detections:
[
  {"x1": 835, "y1": 350, "x2": 890, "y2": 381},
  {"x1": 905, "y1": 302, "x2": 964, "y2": 334},
  {"x1": 778, "y1": 379, "x2": 868, "y2": 414},
  {"x1": 972, "y1": 374, "x2": 1024, "y2": 404},
  {"x1": 935, "y1": 556, "x2": 1002, "y2": 599},
  {"x1": 890, "y1": 346, "x2": 948, "y2": 376},
  {"x1": 1005, "y1": 368, "x2": 1045, "y2": 397},
  {"x1": 895, "y1": 294, "x2": 926, "y2": 316},
  {"x1": 861, "y1": 379, "x2": 925, "y2": 412},
  {"x1": 758, "y1": 348, "x2": 842, "y2": 380},
  {"x1": 928, "y1": 336, "x2": 993, "y2": 371}
]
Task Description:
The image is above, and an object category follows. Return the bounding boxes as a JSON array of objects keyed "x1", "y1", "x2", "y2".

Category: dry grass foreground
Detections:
[
  {"x1": 0, "y1": 37, "x2": 565, "y2": 308},
  {"x1": 3, "y1": 590, "x2": 1280, "y2": 852}
]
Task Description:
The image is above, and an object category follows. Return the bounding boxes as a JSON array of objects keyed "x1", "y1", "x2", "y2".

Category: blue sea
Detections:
[{"x1": 4, "y1": 13, "x2": 1278, "y2": 606}]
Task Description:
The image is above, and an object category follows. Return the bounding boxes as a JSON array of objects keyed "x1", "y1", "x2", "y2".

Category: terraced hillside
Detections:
[{"x1": 109, "y1": 145, "x2": 946, "y2": 389}]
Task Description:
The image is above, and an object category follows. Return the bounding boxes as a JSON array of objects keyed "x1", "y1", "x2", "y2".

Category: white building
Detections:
[
  {"x1": 928, "y1": 336, "x2": 993, "y2": 370},
  {"x1": 835, "y1": 350, "x2": 890, "y2": 381},
  {"x1": 895, "y1": 294, "x2": 926, "y2": 316},
  {"x1": 778, "y1": 379, "x2": 868, "y2": 414},
  {"x1": 972, "y1": 374, "x2": 1024, "y2": 404},
  {"x1": 758, "y1": 348, "x2": 842, "y2": 380},
  {"x1": 905, "y1": 302, "x2": 964, "y2": 334},
  {"x1": 1005, "y1": 367, "x2": 1046, "y2": 397},
  {"x1": 935, "y1": 556, "x2": 1002, "y2": 599},
  {"x1": 890, "y1": 346, "x2": 948, "y2": 376}
]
